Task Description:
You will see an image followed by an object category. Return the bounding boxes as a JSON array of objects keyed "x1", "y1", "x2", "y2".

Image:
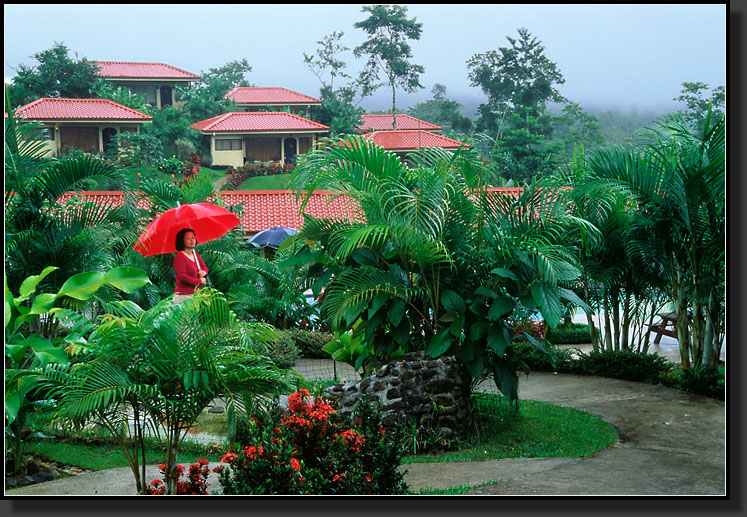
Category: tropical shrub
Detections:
[
  {"x1": 512, "y1": 340, "x2": 575, "y2": 373},
  {"x1": 284, "y1": 328, "x2": 335, "y2": 358},
  {"x1": 660, "y1": 366, "x2": 725, "y2": 400},
  {"x1": 216, "y1": 390, "x2": 408, "y2": 494},
  {"x1": 157, "y1": 156, "x2": 184, "y2": 176},
  {"x1": 262, "y1": 331, "x2": 301, "y2": 368},
  {"x1": 4, "y1": 266, "x2": 150, "y2": 475},
  {"x1": 32, "y1": 288, "x2": 294, "y2": 494},
  {"x1": 545, "y1": 323, "x2": 592, "y2": 344},
  {"x1": 572, "y1": 349, "x2": 672, "y2": 383},
  {"x1": 289, "y1": 136, "x2": 595, "y2": 405}
]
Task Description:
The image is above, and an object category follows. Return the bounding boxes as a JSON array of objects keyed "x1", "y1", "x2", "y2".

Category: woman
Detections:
[{"x1": 173, "y1": 228, "x2": 208, "y2": 304}]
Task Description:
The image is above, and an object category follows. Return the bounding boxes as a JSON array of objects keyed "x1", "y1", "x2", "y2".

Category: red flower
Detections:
[
  {"x1": 198, "y1": 458, "x2": 209, "y2": 466},
  {"x1": 290, "y1": 458, "x2": 301, "y2": 471},
  {"x1": 365, "y1": 472, "x2": 373, "y2": 482},
  {"x1": 221, "y1": 452, "x2": 238, "y2": 463}
]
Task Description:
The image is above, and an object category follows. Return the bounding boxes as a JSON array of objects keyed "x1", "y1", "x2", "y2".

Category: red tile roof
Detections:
[
  {"x1": 362, "y1": 130, "x2": 466, "y2": 151},
  {"x1": 13, "y1": 98, "x2": 152, "y2": 121},
  {"x1": 358, "y1": 114, "x2": 442, "y2": 132},
  {"x1": 190, "y1": 112, "x2": 328, "y2": 133},
  {"x1": 55, "y1": 190, "x2": 362, "y2": 233},
  {"x1": 51, "y1": 187, "x2": 549, "y2": 235},
  {"x1": 226, "y1": 87, "x2": 322, "y2": 105},
  {"x1": 92, "y1": 61, "x2": 199, "y2": 80}
]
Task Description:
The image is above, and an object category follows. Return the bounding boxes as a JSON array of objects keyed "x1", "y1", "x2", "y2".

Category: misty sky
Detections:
[{"x1": 4, "y1": 3, "x2": 727, "y2": 115}]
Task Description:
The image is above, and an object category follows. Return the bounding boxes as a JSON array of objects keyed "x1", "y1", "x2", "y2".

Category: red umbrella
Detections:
[{"x1": 134, "y1": 202, "x2": 241, "y2": 256}]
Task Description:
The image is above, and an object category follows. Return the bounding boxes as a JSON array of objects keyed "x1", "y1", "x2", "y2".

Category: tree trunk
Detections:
[
  {"x1": 603, "y1": 295, "x2": 613, "y2": 351},
  {"x1": 621, "y1": 286, "x2": 631, "y2": 351},
  {"x1": 391, "y1": 81, "x2": 397, "y2": 129},
  {"x1": 673, "y1": 262, "x2": 691, "y2": 368}
]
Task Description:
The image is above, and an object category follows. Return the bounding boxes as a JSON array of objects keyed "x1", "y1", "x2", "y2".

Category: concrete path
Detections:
[{"x1": 6, "y1": 372, "x2": 725, "y2": 496}]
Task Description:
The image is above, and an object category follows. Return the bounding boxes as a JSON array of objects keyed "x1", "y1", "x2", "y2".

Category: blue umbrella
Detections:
[{"x1": 245, "y1": 226, "x2": 298, "y2": 249}]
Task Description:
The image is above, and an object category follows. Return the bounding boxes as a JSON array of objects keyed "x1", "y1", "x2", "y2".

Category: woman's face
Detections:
[{"x1": 183, "y1": 231, "x2": 197, "y2": 249}]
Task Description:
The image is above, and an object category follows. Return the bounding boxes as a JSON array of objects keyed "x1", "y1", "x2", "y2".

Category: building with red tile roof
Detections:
[
  {"x1": 12, "y1": 98, "x2": 152, "y2": 157},
  {"x1": 361, "y1": 130, "x2": 467, "y2": 156},
  {"x1": 91, "y1": 61, "x2": 200, "y2": 110},
  {"x1": 191, "y1": 112, "x2": 329, "y2": 167},
  {"x1": 226, "y1": 87, "x2": 322, "y2": 116},
  {"x1": 358, "y1": 113, "x2": 442, "y2": 132}
]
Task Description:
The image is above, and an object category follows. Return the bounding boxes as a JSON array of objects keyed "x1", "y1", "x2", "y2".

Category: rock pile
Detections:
[{"x1": 325, "y1": 354, "x2": 471, "y2": 441}]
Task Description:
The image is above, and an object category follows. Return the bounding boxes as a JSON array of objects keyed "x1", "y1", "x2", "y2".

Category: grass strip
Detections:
[{"x1": 402, "y1": 396, "x2": 617, "y2": 464}]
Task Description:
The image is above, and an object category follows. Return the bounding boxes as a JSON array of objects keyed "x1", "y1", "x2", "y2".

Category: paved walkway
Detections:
[{"x1": 6, "y1": 372, "x2": 725, "y2": 496}]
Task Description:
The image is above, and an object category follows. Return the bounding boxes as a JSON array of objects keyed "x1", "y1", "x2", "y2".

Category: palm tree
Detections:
[
  {"x1": 34, "y1": 288, "x2": 295, "y2": 494},
  {"x1": 290, "y1": 136, "x2": 593, "y2": 404},
  {"x1": 582, "y1": 113, "x2": 725, "y2": 367}
]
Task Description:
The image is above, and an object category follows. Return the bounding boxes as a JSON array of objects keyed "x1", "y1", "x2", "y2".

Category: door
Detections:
[
  {"x1": 161, "y1": 86, "x2": 173, "y2": 108},
  {"x1": 283, "y1": 138, "x2": 297, "y2": 164},
  {"x1": 102, "y1": 127, "x2": 117, "y2": 154}
]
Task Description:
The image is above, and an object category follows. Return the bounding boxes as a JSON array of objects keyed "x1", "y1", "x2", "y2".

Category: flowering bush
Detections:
[
  {"x1": 214, "y1": 390, "x2": 408, "y2": 495},
  {"x1": 222, "y1": 162, "x2": 296, "y2": 190},
  {"x1": 157, "y1": 156, "x2": 185, "y2": 176},
  {"x1": 146, "y1": 459, "x2": 211, "y2": 495}
]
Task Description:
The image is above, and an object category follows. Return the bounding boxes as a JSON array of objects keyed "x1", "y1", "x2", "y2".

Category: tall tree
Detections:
[
  {"x1": 178, "y1": 59, "x2": 252, "y2": 122},
  {"x1": 551, "y1": 101, "x2": 605, "y2": 166},
  {"x1": 303, "y1": 32, "x2": 367, "y2": 136},
  {"x1": 407, "y1": 84, "x2": 473, "y2": 135},
  {"x1": 354, "y1": 4, "x2": 425, "y2": 128},
  {"x1": 467, "y1": 28, "x2": 566, "y2": 182},
  {"x1": 671, "y1": 81, "x2": 725, "y2": 134},
  {"x1": 8, "y1": 42, "x2": 105, "y2": 107}
]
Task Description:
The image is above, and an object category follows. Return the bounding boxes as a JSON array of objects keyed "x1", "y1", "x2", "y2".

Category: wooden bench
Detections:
[{"x1": 649, "y1": 312, "x2": 678, "y2": 344}]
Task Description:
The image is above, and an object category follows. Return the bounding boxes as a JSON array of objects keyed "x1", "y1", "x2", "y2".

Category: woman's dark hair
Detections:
[{"x1": 175, "y1": 228, "x2": 196, "y2": 251}]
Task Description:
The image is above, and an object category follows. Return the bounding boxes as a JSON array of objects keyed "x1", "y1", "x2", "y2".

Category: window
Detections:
[{"x1": 215, "y1": 139, "x2": 242, "y2": 151}]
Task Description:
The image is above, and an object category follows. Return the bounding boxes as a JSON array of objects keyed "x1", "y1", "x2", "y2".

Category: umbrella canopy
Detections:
[
  {"x1": 134, "y1": 202, "x2": 241, "y2": 256},
  {"x1": 245, "y1": 227, "x2": 297, "y2": 249}
]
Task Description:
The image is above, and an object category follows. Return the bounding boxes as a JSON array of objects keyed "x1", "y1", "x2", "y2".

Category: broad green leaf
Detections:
[
  {"x1": 530, "y1": 282, "x2": 547, "y2": 309},
  {"x1": 474, "y1": 286, "x2": 498, "y2": 299},
  {"x1": 103, "y1": 267, "x2": 151, "y2": 293},
  {"x1": 23, "y1": 334, "x2": 69, "y2": 367},
  {"x1": 489, "y1": 267, "x2": 519, "y2": 281},
  {"x1": 558, "y1": 287, "x2": 592, "y2": 313},
  {"x1": 16, "y1": 266, "x2": 58, "y2": 304},
  {"x1": 387, "y1": 300, "x2": 405, "y2": 327},
  {"x1": 29, "y1": 293, "x2": 58, "y2": 315},
  {"x1": 4, "y1": 274, "x2": 12, "y2": 330},
  {"x1": 520, "y1": 292, "x2": 538, "y2": 311},
  {"x1": 5, "y1": 343, "x2": 27, "y2": 365},
  {"x1": 57, "y1": 271, "x2": 106, "y2": 300},
  {"x1": 538, "y1": 284, "x2": 563, "y2": 329},
  {"x1": 441, "y1": 290, "x2": 465, "y2": 313},
  {"x1": 469, "y1": 320, "x2": 488, "y2": 341},
  {"x1": 487, "y1": 295, "x2": 515, "y2": 321},
  {"x1": 440, "y1": 312, "x2": 457, "y2": 323},
  {"x1": 4, "y1": 389, "x2": 22, "y2": 424},
  {"x1": 449, "y1": 313, "x2": 465, "y2": 337},
  {"x1": 391, "y1": 319, "x2": 410, "y2": 346},
  {"x1": 522, "y1": 332, "x2": 547, "y2": 354},
  {"x1": 465, "y1": 356, "x2": 484, "y2": 379},
  {"x1": 368, "y1": 293, "x2": 388, "y2": 319},
  {"x1": 426, "y1": 329, "x2": 452, "y2": 357},
  {"x1": 487, "y1": 323, "x2": 511, "y2": 356},
  {"x1": 469, "y1": 300, "x2": 488, "y2": 317},
  {"x1": 493, "y1": 360, "x2": 519, "y2": 403}
]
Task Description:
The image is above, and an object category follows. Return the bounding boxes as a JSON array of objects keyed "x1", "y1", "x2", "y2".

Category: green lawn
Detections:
[{"x1": 231, "y1": 174, "x2": 292, "y2": 190}]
